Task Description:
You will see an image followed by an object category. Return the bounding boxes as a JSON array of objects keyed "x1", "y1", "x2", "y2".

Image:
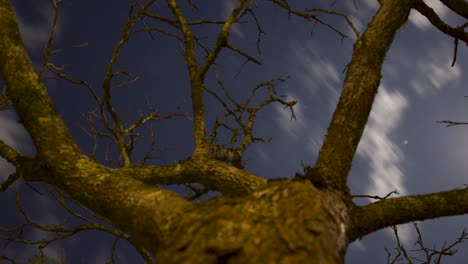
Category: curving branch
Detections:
[
  {"x1": 413, "y1": 0, "x2": 468, "y2": 45},
  {"x1": 350, "y1": 186, "x2": 468, "y2": 241},
  {"x1": 120, "y1": 158, "x2": 267, "y2": 196}
]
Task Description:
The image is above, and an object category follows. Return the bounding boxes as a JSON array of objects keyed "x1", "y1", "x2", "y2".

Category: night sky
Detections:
[{"x1": 1, "y1": 0, "x2": 468, "y2": 263}]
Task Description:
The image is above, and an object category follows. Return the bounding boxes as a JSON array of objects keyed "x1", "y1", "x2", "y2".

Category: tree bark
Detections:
[
  {"x1": 154, "y1": 180, "x2": 351, "y2": 264},
  {"x1": 313, "y1": 0, "x2": 414, "y2": 191}
]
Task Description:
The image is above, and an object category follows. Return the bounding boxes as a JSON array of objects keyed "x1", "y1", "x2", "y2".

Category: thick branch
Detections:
[
  {"x1": 0, "y1": 138, "x2": 22, "y2": 165},
  {"x1": 0, "y1": 1, "x2": 192, "y2": 254},
  {"x1": 165, "y1": 0, "x2": 208, "y2": 155},
  {"x1": 120, "y1": 158, "x2": 267, "y2": 196},
  {"x1": 439, "y1": 0, "x2": 468, "y2": 19},
  {"x1": 414, "y1": 0, "x2": 468, "y2": 44},
  {"x1": 0, "y1": 0, "x2": 81, "y2": 161},
  {"x1": 350, "y1": 187, "x2": 468, "y2": 241},
  {"x1": 312, "y1": 0, "x2": 414, "y2": 191},
  {"x1": 17, "y1": 157, "x2": 192, "y2": 253}
]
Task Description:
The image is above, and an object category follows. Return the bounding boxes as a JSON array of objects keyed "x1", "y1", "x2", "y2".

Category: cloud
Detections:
[
  {"x1": 408, "y1": 0, "x2": 451, "y2": 31},
  {"x1": 357, "y1": 86, "x2": 409, "y2": 196},
  {"x1": 355, "y1": 85, "x2": 414, "y2": 244},
  {"x1": 409, "y1": 43, "x2": 461, "y2": 97},
  {"x1": 273, "y1": 92, "x2": 326, "y2": 159},
  {"x1": 289, "y1": 42, "x2": 342, "y2": 110}
]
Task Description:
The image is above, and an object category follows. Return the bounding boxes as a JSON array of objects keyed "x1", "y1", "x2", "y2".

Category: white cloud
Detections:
[
  {"x1": 289, "y1": 42, "x2": 342, "y2": 110},
  {"x1": 409, "y1": 0, "x2": 451, "y2": 31},
  {"x1": 409, "y1": 43, "x2": 461, "y2": 97},
  {"x1": 357, "y1": 86, "x2": 409, "y2": 196}
]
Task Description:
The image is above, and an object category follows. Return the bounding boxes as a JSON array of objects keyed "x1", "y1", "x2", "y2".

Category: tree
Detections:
[{"x1": 0, "y1": 0, "x2": 467, "y2": 263}]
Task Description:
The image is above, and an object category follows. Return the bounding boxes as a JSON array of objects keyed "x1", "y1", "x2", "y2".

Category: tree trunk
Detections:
[{"x1": 154, "y1": 179, "x2": 351, "y2": 264}]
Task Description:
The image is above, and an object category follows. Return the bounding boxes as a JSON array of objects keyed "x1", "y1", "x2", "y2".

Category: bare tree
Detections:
[{"x1": 0, "y1": 0, "x2": 467, "y2": 263}]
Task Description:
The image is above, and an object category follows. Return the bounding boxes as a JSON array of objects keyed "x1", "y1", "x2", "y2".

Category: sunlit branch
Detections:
[
  {"x1": 350, "y1": 186, "x2": 468, "y2": 241},
  {"x1": 166, "y1": 0, "x2": 207, "y2": 154},
  {"x1": 312, "y1": 0, "x2": 413, "y2": 191},
  {"x1": 0, "y1": 0, "x2": 81, "y2": 159},
  {"x1": 122, "y1": 158, "x2": 267, "y2": 196}
]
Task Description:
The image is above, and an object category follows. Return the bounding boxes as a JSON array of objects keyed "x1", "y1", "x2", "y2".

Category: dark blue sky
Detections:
[{"x1": 1, "y1": 0, "x2": 468, "y2": 263}]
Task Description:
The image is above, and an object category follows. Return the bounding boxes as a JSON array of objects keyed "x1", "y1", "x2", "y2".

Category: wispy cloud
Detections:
[
  {"x1": 289, "y1": 42, "x2": 342, "y2": 110},
  {"x1": 357, "y1": 86, "x2": 409, "y2": 196},
  {"x1": 274, "y1": 93, "x2": 305, "y2": 140},
  {"x1": 273, "y1": 92, "x2": 326, "y2": 159},
  {"x1": 409, "y1": 43, "x2": 461, "y2": 97}
]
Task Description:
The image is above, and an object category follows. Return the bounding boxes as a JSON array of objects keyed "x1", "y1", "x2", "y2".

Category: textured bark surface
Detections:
[
  {"x1": 313, "y1": 0, "x2": 414, "y2": 190},
  {"x1": 155, "y1": 180, "x2": 351, "y2": 264}
]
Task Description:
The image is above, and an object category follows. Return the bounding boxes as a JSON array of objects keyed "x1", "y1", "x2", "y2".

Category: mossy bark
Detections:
[{"x1": 154, "y1": 180, "x2": 351, "y2": 264}]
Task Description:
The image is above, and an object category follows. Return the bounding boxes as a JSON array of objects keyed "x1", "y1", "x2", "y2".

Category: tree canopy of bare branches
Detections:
[{"x1": 0, "y1": 0, "x2": 467, "y2": 263}]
